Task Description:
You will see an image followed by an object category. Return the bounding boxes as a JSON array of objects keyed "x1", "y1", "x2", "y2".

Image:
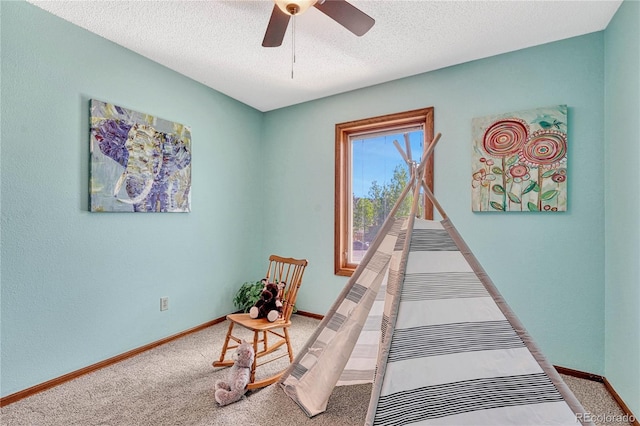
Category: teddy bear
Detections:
[
  {"x1": 214, "y1": 340, "x2": 254, "y2": 406},
  {"x1": 249, "y1": 279, "x2": 285, "y2": 322}
]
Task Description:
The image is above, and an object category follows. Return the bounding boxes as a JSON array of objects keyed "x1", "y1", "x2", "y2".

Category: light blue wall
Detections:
[
  {"x1": 263, "y1": 33, "x2": 606, "y2": 376},
  {"x1": 2, "y1": 0, "x2": 637, "y2": 414},
  {"x1": 604, "y1": 0, "x2": 640, "y2": 417},
  {"x1": 1, "y1": 2, "x2": 264, "y2": 397}
]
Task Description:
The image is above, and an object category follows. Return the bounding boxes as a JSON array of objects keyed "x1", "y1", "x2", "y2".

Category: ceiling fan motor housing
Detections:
[{"x1": 275, "y1": 0, "x2": 316, "y2": 16}]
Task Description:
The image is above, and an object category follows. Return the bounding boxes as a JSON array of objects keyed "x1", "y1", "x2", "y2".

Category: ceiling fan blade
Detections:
[
  {"x1": 262, "y1": 4, "x2": 291, "y2": 47},
  {"x1": 314, "y1": 0, "x2": 374, "y2": 36}
]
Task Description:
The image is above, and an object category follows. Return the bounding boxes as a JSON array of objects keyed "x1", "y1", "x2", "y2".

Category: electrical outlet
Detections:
[{"x1": 160, "y1": 297, "x2": 169, "y2": 311}]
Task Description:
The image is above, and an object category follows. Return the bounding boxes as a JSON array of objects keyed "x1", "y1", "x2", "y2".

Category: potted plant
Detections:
[{"x1": 233, "y1": 280, "x2": 264, "y2": 313}]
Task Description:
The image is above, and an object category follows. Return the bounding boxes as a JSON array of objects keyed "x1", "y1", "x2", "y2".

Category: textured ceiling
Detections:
[{"x1": 28, "y1": 0, "x2": 622, "y2": 112}]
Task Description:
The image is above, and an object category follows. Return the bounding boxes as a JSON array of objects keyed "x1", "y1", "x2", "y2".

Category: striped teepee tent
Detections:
[{"x1": 279, "y1": 134, "x2": 592, "y2": 425}]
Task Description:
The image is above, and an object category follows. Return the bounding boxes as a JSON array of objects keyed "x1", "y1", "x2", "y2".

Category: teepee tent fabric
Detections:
[
  {"x1": 279, "y1": 134, "x2": 591, "y2": 425},
  {"x1": 281, "y1": 216, "x2": 405, "y2": 413}
]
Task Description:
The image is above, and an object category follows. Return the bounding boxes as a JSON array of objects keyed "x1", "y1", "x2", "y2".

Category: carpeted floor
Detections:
[{"x1": 1, "y1": 315, "x2": 632, "y2": 426}]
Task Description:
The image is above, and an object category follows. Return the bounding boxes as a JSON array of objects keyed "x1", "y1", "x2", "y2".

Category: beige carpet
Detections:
[{"x1": 1, "y1": 315, "x2": 632, "y2": 426}]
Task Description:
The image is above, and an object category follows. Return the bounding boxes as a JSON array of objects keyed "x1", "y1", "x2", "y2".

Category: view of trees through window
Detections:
[
  {"x1": 335, "y1": 107, "x2": 433, "y2": 276},
  {"x1": 349, "y1": 130, "x2": 424, "y2": 262}
]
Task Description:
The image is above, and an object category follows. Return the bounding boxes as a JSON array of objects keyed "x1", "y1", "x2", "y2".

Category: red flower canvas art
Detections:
[{"x1": 472, "y1": 105, "x2": 568, "y2": 212}]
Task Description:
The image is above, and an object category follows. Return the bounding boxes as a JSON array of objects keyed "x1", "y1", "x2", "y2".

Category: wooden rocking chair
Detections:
[{"x1": 213, "y1": 255, "x2": 308, "y2": 390}]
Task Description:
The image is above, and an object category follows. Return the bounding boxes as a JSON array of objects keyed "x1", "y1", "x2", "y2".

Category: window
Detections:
[{"x1": 335, "y1": 108, "x2": 434, "y2": 276}]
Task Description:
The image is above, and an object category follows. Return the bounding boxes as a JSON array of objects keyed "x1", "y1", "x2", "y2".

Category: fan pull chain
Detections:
[{"x1": 291, "y1": 14, "x2": 296, "y2": 79}]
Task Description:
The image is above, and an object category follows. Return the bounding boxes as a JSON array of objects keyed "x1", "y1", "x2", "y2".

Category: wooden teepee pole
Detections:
[{"x1": 393, "y1": 132, "x2": 445, "y2": 219}]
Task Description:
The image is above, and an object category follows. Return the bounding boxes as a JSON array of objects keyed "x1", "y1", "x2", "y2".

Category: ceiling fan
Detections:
[{"x1": 262, "y1": 0, "x2": 375, "y2": 47}]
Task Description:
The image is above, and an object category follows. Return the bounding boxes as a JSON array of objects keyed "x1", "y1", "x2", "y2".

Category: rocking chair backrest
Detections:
[{"x1": 264, "y1": 255, "x2": 308, "y2": 322}]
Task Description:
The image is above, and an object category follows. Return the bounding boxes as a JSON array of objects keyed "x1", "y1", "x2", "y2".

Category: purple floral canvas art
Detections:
[
  {"x1": 471, "y1": 105, "x2": 568, "y2": 212},
  {"x1": 90, "y1": 100, "x2": 191, "y2": 212}
]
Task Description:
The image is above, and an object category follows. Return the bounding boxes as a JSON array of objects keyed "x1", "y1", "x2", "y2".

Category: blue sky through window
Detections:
[{"x1": 351, "y1": 131, "x2": 424, "y2": 198}]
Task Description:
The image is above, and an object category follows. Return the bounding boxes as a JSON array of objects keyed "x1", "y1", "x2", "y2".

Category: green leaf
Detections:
[
  {"x1": 522, "y1": 180, "x2": 537, "y2": 195},
  {"x1": 233, "y1": 281, "x2": 264, "y2": 312},
  {"x1": 492, "y1": 184, "x2": 505, "y2": 195},
  {"x1": 506, "y1": 155, "x2": 518, "y2": 166},
  {"x1": 508, "y1": 192, "x2": 521, "y2": 203},
  {"x1": 541, "y1": 169, "x2": 556, "y2": 178},
  {"x1": 541, "y1": 189, "x2": 559, "y2": 201},
  {"x1": 528, "y1": 202, "x2": 539, "y2": 211},
  {"x1": 490, "y1": 201, "x2": 504, "y2": 211},
  {"x1": 492, "y1": 167, "x2": 503, "y2": 175}
]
